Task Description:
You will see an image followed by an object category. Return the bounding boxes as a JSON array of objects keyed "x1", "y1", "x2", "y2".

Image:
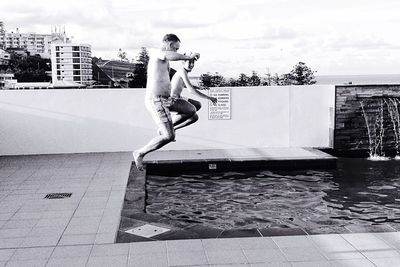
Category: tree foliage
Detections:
[
  {"x1": 198, "y1": 62, "x2": 316, "y2": 87},
  {"x1": 118, "y1": 48, "x2": 128, "y2": 62},
  {"x1": 129, "y1": 47, "x2": 149, "y2": 88},
  {"x1": 1, "y1": 51, "x2": 51, "y2": 82},
  {"x1": 285, "y1": 62, "x2": 316, "y2": 85},
  {"x1": 199, "y1": 72, "x2": 226, "y2": 87}
]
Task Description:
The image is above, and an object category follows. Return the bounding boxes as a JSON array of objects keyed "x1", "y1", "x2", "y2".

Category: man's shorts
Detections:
[{"x1": 145, "y1": 96, "x2": 175, "y2": 124}]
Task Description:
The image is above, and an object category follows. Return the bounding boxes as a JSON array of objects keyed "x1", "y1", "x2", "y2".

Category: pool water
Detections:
[{"x1": 146, "y1": 158, "x2": 400, "y2": 230}]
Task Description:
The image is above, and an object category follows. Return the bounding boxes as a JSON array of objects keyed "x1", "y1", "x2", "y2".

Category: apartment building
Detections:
[
  {"x1": 51, "y1": 43, "x2": 92, "y2": 85},
  {"x1": 0, "y1": 73, "x2": 16, "y2": 88},
  {"x1": 0, "y1": 49, "x2": 10, "y2": 65},
  {"x1": 0, "y1": 23, "x2": 68, "y2": 58}
]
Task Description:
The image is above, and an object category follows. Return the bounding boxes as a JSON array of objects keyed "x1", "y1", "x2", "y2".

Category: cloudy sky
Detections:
[{"x1": 1, "y1": 0, "x2": 400, "y2": 77}]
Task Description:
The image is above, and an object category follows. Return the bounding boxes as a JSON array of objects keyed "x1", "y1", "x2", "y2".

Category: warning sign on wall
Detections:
[{"x1": 208, "y1": 88, "x2": 231, "y2": 120}]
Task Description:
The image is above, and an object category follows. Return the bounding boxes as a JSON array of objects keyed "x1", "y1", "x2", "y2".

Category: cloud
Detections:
[{"x1": 326, "y1": 36, "x2": 399, "y2": 51}]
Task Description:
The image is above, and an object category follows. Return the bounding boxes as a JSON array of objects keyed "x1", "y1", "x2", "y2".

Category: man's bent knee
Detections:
[
  {"x1": 188, "y1": 106, "x2": 197, "y2": 117},
  {"x1": 161, "y1": 131, "x2": 175, "y2": 142},
  {"x1": 195, "y1": 102, "x2": 202, "y2": 111},
  {"x1": 192, "y1": 113, "x2": 199, "y2": 122}
]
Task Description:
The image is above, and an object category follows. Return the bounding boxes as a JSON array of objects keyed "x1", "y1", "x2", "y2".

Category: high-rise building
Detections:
[
  {"x1": 51, "y1": 43, "x2": 92, "y2": 85},
  {"x1": 0, "y1": 22, "x2": 5, "y2": 49},
  {"x1": 0, "y1": 23, "x2": 69, "y2": 58}
]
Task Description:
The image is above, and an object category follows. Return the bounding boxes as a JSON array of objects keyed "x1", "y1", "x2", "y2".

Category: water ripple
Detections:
[{"x1": 146, "y1": 158, "x2": 400, "y2": 229}]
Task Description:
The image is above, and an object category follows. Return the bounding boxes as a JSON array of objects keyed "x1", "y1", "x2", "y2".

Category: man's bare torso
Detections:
[{"x1": 146, "y1": 51, "x2": 171, "y2": 98}]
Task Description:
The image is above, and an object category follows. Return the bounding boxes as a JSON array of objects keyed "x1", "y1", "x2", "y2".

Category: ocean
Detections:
[
  {"x1": 315, "y1": 74, "x2": 400, "y2": 85},
  {"x1": 189, "y1": 74, "x2": 400, "y2": 86}
]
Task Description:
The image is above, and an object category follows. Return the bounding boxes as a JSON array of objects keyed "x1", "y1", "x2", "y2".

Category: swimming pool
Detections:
[{"x1": 146, "y1": 158, "x2": 400, "y2": 232}]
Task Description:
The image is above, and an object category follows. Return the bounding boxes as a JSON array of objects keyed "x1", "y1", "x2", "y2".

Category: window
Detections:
[
  {"x1": 56, "y1": 46, "x2": 59, "y2": 51},
  {"x1": 72, "y1": 46, "x2": 79, "y2": 51},
  {"x1": 72, "y1": 52, "x2": 80, "y2": 57},
  {"x1": 73, "y1": 58, "x2": 80, "y2": 63},
  {"x1": 73, "y1": 64, "x2": 80, "y2": 70},
  {"x1": 73, "y1": 77, "x2": 81, "y2": 81}
]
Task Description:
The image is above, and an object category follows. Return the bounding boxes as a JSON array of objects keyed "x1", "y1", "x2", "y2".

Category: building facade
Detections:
[
  {"x1": 0, "y1": 73, "x2": 16, "y2": 88},
  {"x1": 0, "y1": 23, "x2": 68, "y2": 58},
  {"x1": 0, "y1": 49, "x2": 10, "y2": 65},
  {"x1": 51, "y1": 43, "x2": 92, "y2": 85}
]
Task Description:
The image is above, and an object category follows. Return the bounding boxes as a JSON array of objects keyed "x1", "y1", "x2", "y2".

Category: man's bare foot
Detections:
[{"x1": 132, "y1": 151, "x2": 144, "y2": 171}]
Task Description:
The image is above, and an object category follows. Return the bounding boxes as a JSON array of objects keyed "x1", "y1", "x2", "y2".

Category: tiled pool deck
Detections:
[{"x1": 0, "y1": 151, "x2": 400, "y2": 266}]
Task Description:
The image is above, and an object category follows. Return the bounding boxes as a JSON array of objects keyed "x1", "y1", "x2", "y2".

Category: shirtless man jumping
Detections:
[
  {"x1": 133, "y1": 34, "x2": 200, "y2": 171},
  {"x1": 170, "y1": 54, "x2": 217, "y2": 131}
]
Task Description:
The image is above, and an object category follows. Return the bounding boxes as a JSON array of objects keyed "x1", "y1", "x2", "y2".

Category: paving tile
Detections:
[
  {"x1": 73, "y1": 208, "x2": 104, "y2": 218},
  {"x1": 206, "y1": 249, "x2": 248, "y2": 265},
  {"x1": 5, "y1": 259, "x2": 47, "y2": 267},
  {"x1": 46, "y1": 257, "x2": 88, "y2": 267},
  {"x1": 272, "y1": 235, "x2": 315, "y2": 248},
  {"x1": 165, "y1": 239, "x2": 204, "y2": 253},
  {"x1": 0, "y1": 213, "x2": 15, "y2": 221},
  {"x1": 68, "y1": 216, "x2": 102, "y2": 227},
  {"x1": 250, "y1": 263, "x2": 291, "y2": 267},
  {"x1": 310, "y1": 234, "x2": 365, "y2": 260},
  {"x1": 91, "y1": 243, "x2": 129, "y2": 256},
  {"x1": 0, "y1": 228, "x2": 32, "y2": 238},
  {"x1": 20, "y1": 235, "x2": 60, "y2": 247},
  {"x1": 35, "y1": 218, "x2": 69, "y2": 228},
  {"x1": 2, "y1": 219, "x2": 38, "y2": 229},
  {"x1": 280, "y1": 247, "x2": 327, "y2": 262},
  {"x1": 94, "y1": 232, "x2": 116, "y2": 244},
  {"x1": 374, "y1": 232, "x2": 400, "y2": 249},
  {"x1": 168, "y1": 250, "x2": 208, "y2": 266},
  {"x1": 330, "y1": 258, "x2": 376, "y2": 267},
  {"x1": 238, "y1": 237, "x2": 278, "y2": 250},
  {"x1": 58, "y1": 234, "x2": 96, "y2": 246},
  {"x1": 361, "y1": 249, "x2": 400, "y2": 259},
  {"x1": 341, "y1": 233, "x2": 393, "y2": 250},
  {"x1": 97, "y1": 222, "x2": 120, "y2": 234},
  {"x1": 128, "y1": 251, "x2": 168, "y2": 267},
  {"x1": 86, "y1": 255, "x2": 128, "y2": 267},
  {"x1": 11, "y1": 247, "x2": 54, "y2": 261},
  {"x1": 129, "y1": 241, "x2": 167, "y2": 255},
  {"x1": 0, "y1": 238, "x2": 24, "y2": 249},
  {"x1": 370, "y1": 256, "x2": 400, "y2": 267},
  {"x1": 202, "y1": 238, "x2": 242, "y2": 251},
  {"x1": 242, "y1": 248, "x2": 287, "y2": 263},
  {"x1": 64, "y1": 224, "x2": 98, "y2": 235},
  {"x1": 11, "y1": 212, "x2": 43, "y2": 220},
  {"x1": 29, "y1": 224, "x2": 66, "y2": 236},
  {"x1": 0, "y1": 249, "x2": 15, "y2": 261},
  {"x1": 291, "y1": 261, "x2": 333, "y2": 266},
  {"x1": 51, "y1": 245, "x2": 92, "y2": 258}
]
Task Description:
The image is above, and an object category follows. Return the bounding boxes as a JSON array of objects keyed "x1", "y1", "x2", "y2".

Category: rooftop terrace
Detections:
[{"x1": 0, "y1": 152, "x2": 399, "y2": 266}]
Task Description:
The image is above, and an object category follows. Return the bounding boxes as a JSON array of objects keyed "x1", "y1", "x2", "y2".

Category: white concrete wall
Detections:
[{"x1": 0, "y1": 85, "x2": 335, "y2": 155}]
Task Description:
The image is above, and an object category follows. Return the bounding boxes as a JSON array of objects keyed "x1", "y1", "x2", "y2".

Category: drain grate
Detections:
[
  {"x1": 44, "y1": 193, "x2": 72, "y2": 199},
  {"x1": 125, "y1": 224, "x2": 170, "y2": 238}
]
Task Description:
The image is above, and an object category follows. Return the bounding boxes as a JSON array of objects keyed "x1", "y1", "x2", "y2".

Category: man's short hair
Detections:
[{"x1": 162, "y1": 34, "x2": 180, "y2": 43}]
